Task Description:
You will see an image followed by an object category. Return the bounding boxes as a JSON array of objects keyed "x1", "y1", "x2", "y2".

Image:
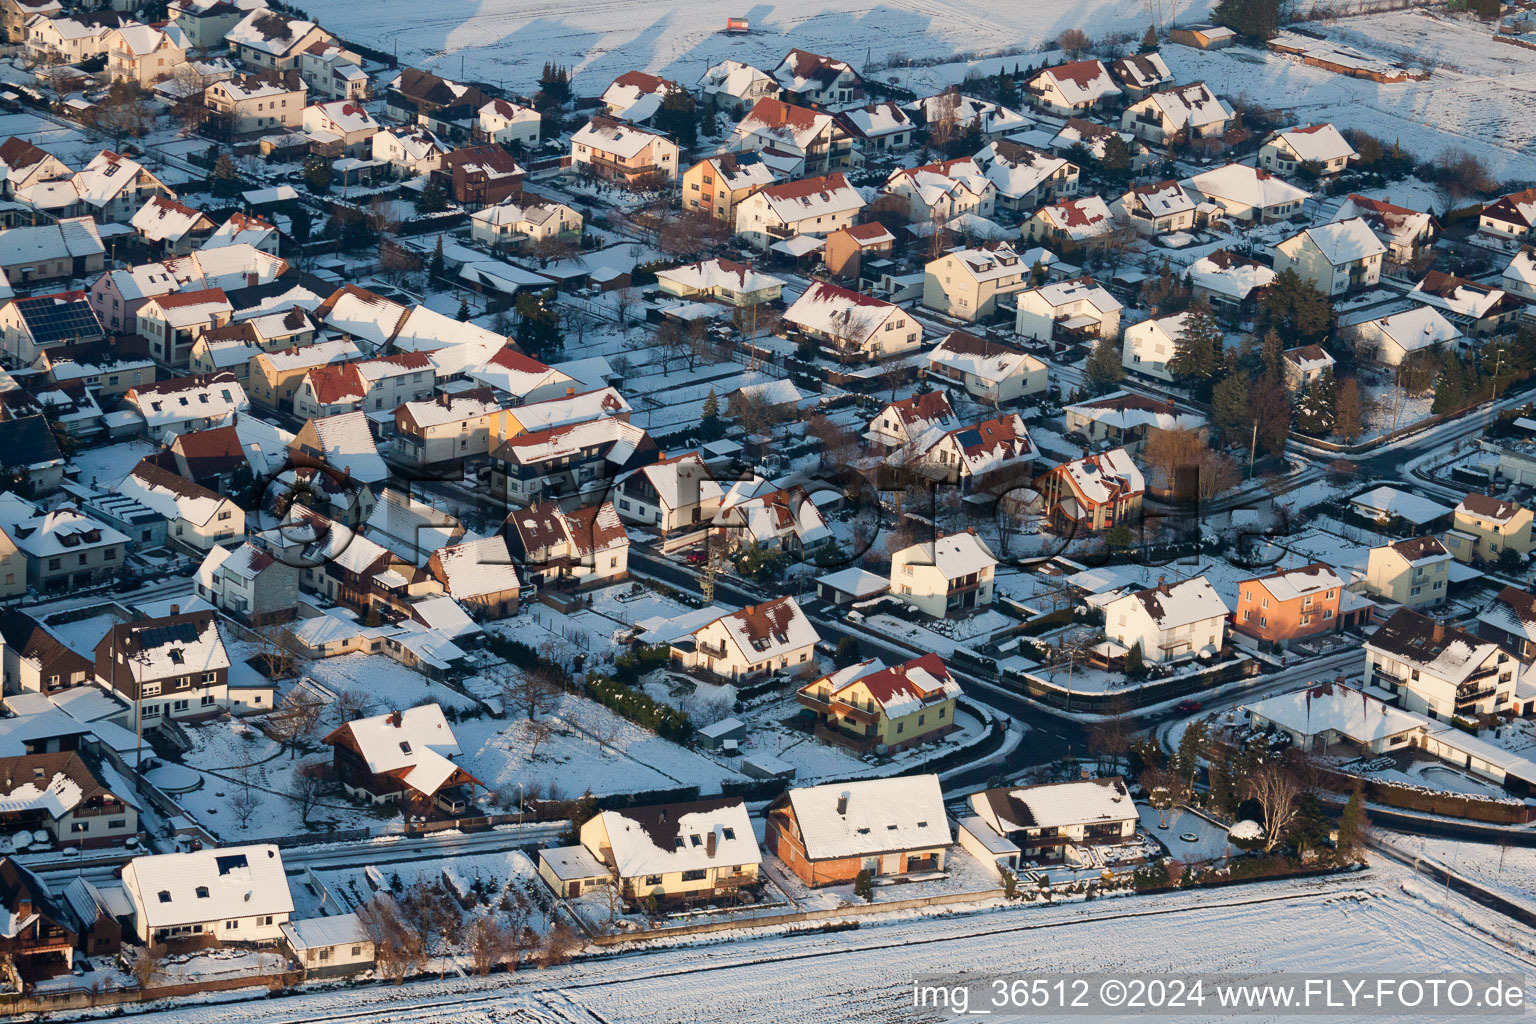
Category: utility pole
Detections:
[{"x1": 1248, "y1": 419, "x2": 1258, "y2": 481}]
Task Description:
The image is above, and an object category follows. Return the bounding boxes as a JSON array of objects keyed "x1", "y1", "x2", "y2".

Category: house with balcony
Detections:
[
  {"x1": 541, "y1": 797, "x2": 760, "y2": 906},
  {"x1": 1026, "y1": 60, "x2": 1120, "y2": 116},
  {"x1": 475, "y1": 98, "x2": 540, "y2": 146},
  {"x1": 881, "y1": 157, "x2": 996, "y2": 222},
  {"x1": 1258, "y1": 123, "x2": 1357, "y2": 177},
  {"x1": 469, "y1": 199, "x2": 582, "y2": 250},
  {"x1": 1104, "y1": 575, "x2": 1229, "y2": 665},
  {"x1": 302, "y1": 100, "x2": 379, "y2": 158},
  {"x1": 205, "y1": 71, "x2": 307, "y2": 137},
  {"x1": 501, "y1": 499, "x2": 629, "y2": 589},
  {"x1": 835, "y1": 101, "x2": 914, "y2": 156},
  {"x1": 1122, "y1": 310, "x2": 1206, "y2": 383},
  {"x1": 1407, "y1": 270, "x2": 1522, "y2": 336},
  {"x1": 1110, "y1": 52, "x2": 1174, "y2": 98},
  {"x1": 1110, "y1": 180, "x2": 1196, "y2": 237},
  {"x1": 971, "y1": 140, "x2": 1078, "y2": 212},
  {"x1": 225, "y1": 8, "x2": 333, "y2": 71},
  {"x1": 570, "y1": 117, "x2": 678, "y2": 185},
  {"x1": 600, "y1": 70, "x2": 686, "y2": 124},
  {"x1": 1444, "y1": 493, "x2": 1535, "y2": 565},
  {"x1": 1476, "y1": 587, "x2": 1536, "y2": 666},
  {"x1": 25, "y1": 10, "x2": 125, "y2": 64},
  {"x1": 733, "y1": 173, "x2": 865, "y2": 250},
  {"x1": 906, "y1": 414, "x2": 1037, "y2": 492},
  {"x1": 796, "y1": 654, "x2": 961, "y2": 754},
  {"x1": 121, "y1": 844, "x2": 293, "y2": 946},
  {"x1": 966, "y1": 777, "x2": 1139, "y2": 864},
  {"x1": 1024, "y1": 195, "x2": 1114, "y2": 246},
  {"x1": 681, "y1": 152, "x2": 776, "y2": 224},
  {"x1": 925, "y1": 330, "x2": 1047, "y2": 404},
  {"x1": 889, "y1": 531, "x2": 997, "y2": 618},
  {"x1": 323, "y1": 704, "x2": 481, "y2": 815},
  {"x1": 116, "y1": 459, "x2": 244, "y2": 554},
  {"x1": 1014, "y1": 276, "x2": 1122, "y2": 345},
  {"x1": 1364, "y1": 536, "x2": 1452, "y2": 610},
  {"x1": 370, "y1": 126, "x2": 447, "y2": 177},
  {"x1": 1034, "y1": 447, "x2": 1145, "y2": 535},
  {"x1": 771, "y1": 48, "x2": 861, "y2": 106},
  {"x1": 1186, "y1": 249, "x2": 1276, "y2": 323},
  {"x1": 1, "y1": 0, "x2": 60, "y2": 46},
  {"x1": 490, "y1": 417, "x2": 656, "y2": 508},
  {"x1": 779, "y1": 280, "x2": 918, "y2": 361},
  {"x1": 433, "y1": 145, "x2": 524, "y2": 207},
  {"x1": 392, "y1": 388, "x2": 503, "y2": 468},
  {"x1": 865, "y1": 389, "x2": 959, "y2": 453},
  {"x1": 104, "y1": 22, "x2": 188, "y2": 87},
  {"x1": 922, "y1": 243, "x2": 1029, "y2": 322},
  {"x1": 667, "y1": 597, "x2": 819, "y2": 682},
  {"x1": 614, "y1": 451, "x2": 723, "y2": 534},
  {"x1": 1121, "y1": 82, "x2": 1234, "y2": 146},
  {"x1": 93, "y1": 609, "x2": 242, "y2": 727},
  {"x1": 1233, "y1": 562, "x2": 1355, "y2": 648},
  {"x1": 766, "y1": 775, "x2": 951, "y2": 886},
  {"x1": 697, "y1": 58, "x2": 777, "y2": 115},
  {"x1": 1271, "y1": 218, "x2": 1385, "y2": 296},
  {"x1": 0, "y1": 494, "x2": 126, "y2": 595},
  {"x1": 298, "y1": 41, "x2": 368, "y2": 101},
  {"x1": 196, "y1": 541, "x2": 298, "y2": 625},
  {"x1": 0, "y1": 857, "x2": 75, "y2": 987},
  {"x1": 1366, "y1": 609, "x2": 1518, "y2": 719},
  {"x1": 1334, "y1": 194, "x2": 1438, "y2": 268},
  {"x1": 0, "y1": 751, "x2": 138, "y2": 850}
]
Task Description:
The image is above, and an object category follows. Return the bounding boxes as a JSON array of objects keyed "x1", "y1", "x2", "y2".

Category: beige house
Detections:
[
  {"x1": 1120, "y1": 82, "x2": 1233, "y2": 145},
  {"x1": 225, "y1": 8, "x2": 334, "y2": 71},
  {"x1": 391, "y1": 388, "x2": 503, "y2": 467},
  {"x1": 890, "y1": 532, "x2": 997, "y2": 619},
  {"x1": 780, "y1": 280, "x2": 920, "y2": 362},
  {"x1": 1444, "y1": 493, "x2": 1535, "y2": 565},
  {"x1": 668, "y1": 597, "x2": 819, "y2": 682},
  {"x1": 0, "y1": 493, "x2": 127, "y2": 594},
  {"x1": 1364, "y1": 536, "x2": 1451, "y2": 610},
  {"x1": 247, "y1": 338, "x2": 360, "y2": 412},
  {"x1": 1366, "y1": 609, "x2": 1517, "y2": 719},
  {"x1": 468, "y1": 200, "x2": 582, "y2": 249},
  {"x1": 926, "y1": 330, "x2": 1047, "y2": 404},
  {"x1": 1271, "y1": 218, "x2": 1385, "y2": 296},
  {"x1": 733, "y1": 173, "x2": 865, "y2": 251},
  {"x1": 1104, "y1": 575, "x2": 1229, "y2": 665},
  {"x1": 122, "y1": 845, "x2": 292, "y2": 945},
  {"x1": 206, "y1": 71, "x2": 307, "y2": 136},
  {"x1": 922, "y1": 243, "x2": 1029, "y2": 322},
  {"x1": 105, "y1": 23, "x2": 188, "y2": 87},
  {"x1": 1258, "y1": 124, "x2": 1357, "y2": 177},
  {"x1": 570, "y1": 117, "x2": 678, "y2": 184},
  {"x1": 682, "y1": 153, "x2": 775, "y2": 224},
  {"x1": 1, "y1": 0, "x2": 59, "y2": 45},
  {"x1": 116, "y1": 459, "x2": 244, "y2": 553},
  {"x1": 1015, "y1": 276, "x2": 1123, "y2": 345}
]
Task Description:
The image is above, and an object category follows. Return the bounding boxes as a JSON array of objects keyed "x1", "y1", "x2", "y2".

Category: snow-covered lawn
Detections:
[
  {"x1": 766, "y1": 845, "x2": 1002, "y2": 913},
  {"x1": 302, "y1": 654, "x2": 483, "y2": 715},
  {"x1": 1140, "y1": 804, "x2": 1238, "y2": 867},
  {"x1": 1380, "y1": 830, "x2": 1536, "y2": 915}
]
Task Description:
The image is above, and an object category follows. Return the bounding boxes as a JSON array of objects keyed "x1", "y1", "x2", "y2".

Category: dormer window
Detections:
[
  {"x1": 196, "y1": 886, "x2": 209, "y2": 898},
  {"x1": 722, "y1": 827, "x2": 736, "y2": 840},
  {"x1": 690, "y1": 834, "x2": 702, "y2": 847},
  {"x1": 399, "y1": 741, "x2": 412, "y2": 754},
  {"x1": 157, "y1": 891, "x2": 171, "y2": 903}
]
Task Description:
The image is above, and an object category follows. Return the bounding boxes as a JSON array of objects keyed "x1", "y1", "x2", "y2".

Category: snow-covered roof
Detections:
[
  {"x1": 698, "y1": 58, "x2": 773, "y2": 98},
  {"x1": 1350, "y1": 486, "x2": 1451, "y2": 526},
  {"x1": 1185, "y1": 163, "x2": 1311, "y2": 210},
  {"x1": 594, "y1": 798, "x2": 760, "y2": 878},
  {"x1": 1111, "y1": 575, "x2": 1229, "y2": 628},
  {"x1": 1363, "y1": 305, "x2": 1462, "y2": 354},
  {"x1": 929, "y1": 330, "x2": 1044, "y2": 383},
  {"x1": 1249, "y1": 682, "x2": 1424, "y2": 742},
  {"x1": 225, "y1": 9, "x2": 322, "y2": 56},
  {"x1": 1267, "y1": 123, "x2": 1357, "y2": 164},
  {"x1": 118, "y1": 460, "x2": 229, "y2": 528},
  {"x1": 624, "y1": 451, "x2": 723, "y2": 511},
  {"x1": 967, "y1": 140, "x2": 1067, "y2": 200},
  {"x1": 782, "y1": 280, "x2": 898, "y2": 346},
  {"x1": 1479, "y1": 587, "x2": 1536, "y2": 644},
  {"x1": 1053, "y1": 447, "x2": 1145, "y2": 506},
  {"x1": 784, "y1": 774, "x2": 950, "y2": 860},
  {"x1": 1366, "y1": 609, "x2": 1502, "y2": 686},
  {"x1": 305, "y1": 410, "x2": 389, "y2": 483},
  {"x1": 815, "y1": 566, "x2": 890, "y2": 598},
  {"x1": 837, "y1": 101, "x2": 912, "y2": 139},
  {"x1": 122, "y1": 844, "x2": 293, "y2": 929},
  {"x1": 935, "y1": 243, "x2": 1031, "y2": 283},
  {"x1": 1408, "y1": 271, "x2": 1511, "y2": 321},
  {"x1": 281, "y1": 913, "x2": 368, "y2": 952},
  {"x1": 127, "y1": 373, "x2": 248, "y2": 432},
  {"x1": 325, "y1": 703, "x2": 464, "y2": 796},
  {"x1": 1284, "y1": 217, "x2": 1385, "y2": 266},
  {"x1": 971, "y1": 777, "x2": 1136, "y2": 834},
  {"x1": 688, "y1": 596, "x2": 819, "y2": 666},
  {"x1": 772, "y1": 48, "x2": 856, "y2": 94},
  {"x1": 1247, "y1": 562, "x2": 1343, "y2": 603},
  {"x1": 1032, "y1": 60, "x2": 1120, "y2": 107},
  {"x1": 0, "y1": 493, "x2": 128, "y2": 558},
  {"x1": 572, "y1": 117, "x2": 669, "y2": 160},
  {"x1": 655, "y1": 259, "x2": 784, "y2": 297},
  {"x1": 430, "y1": 536, "x2": 521, "y2": 600},
  {"x1": 1034, "y1": 195, "x2": 1112, "y2": 239},
  {"x1": 750, "y1": 173, "x2": 864, "y2": 225},
  {"x1": 1187, "y1": 249, "x2": 1276, "y2": 300},
  {"x1": 131, "y1": 196, "x2": 209, "y2": 244},
  {"x1": 896, "y1": 531, "x2": 997, "y2": 580},
  {"x1": 1028, "y1": 275, "x2": 1122, "y2": 313},
  {"x1": 812, "y1": 652, "x2": 961, "y2": 719},
  {"x1": 1140, "y1": 82, "x2": 1232, "y2": 131}
]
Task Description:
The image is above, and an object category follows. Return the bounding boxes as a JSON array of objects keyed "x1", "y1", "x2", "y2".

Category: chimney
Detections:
[
  {"x1": 706, "y1": 830, "x2": 718, "y2": 857},
  {"x1": 389, "y1": 710, "x2": 403, "y2": 727},
  {"x1": 566, "y1": 387, "x2": 575, "y2": 397},
  {"x1": 836, "y1": 790, "x2": 849, "y2": 815},
  {"x1": 169, "y1": 604, "x2": 180, "y2": 616},
  {"x1": 1432, "y1": 622, "x2": 1445, "y2": 643},
  {"x1": 1156, "y1": 576, "x2": 1165, "y2": 588}
]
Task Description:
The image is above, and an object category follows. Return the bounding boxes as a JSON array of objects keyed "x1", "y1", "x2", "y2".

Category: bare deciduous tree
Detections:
[
  {"x1": 1057, "y1": 28, "x2": 1092, "y2": 57},
  {"x1": 501, "y1": 663, "x2": 563, "y2": 721},
  {"x1": 290, "y1": 761, "x2": 327, "y2": 823},
  {"x1": 269, "y1": 687, "x2": 325, "y2": 758},
  {"x1": 536, "y1": 921, "x2": 584, "y2": 967},
  {"x1": 468, "y1": 914, "x2": 513, "y2": 975},
  {"x1": 358, "y1": 897, "x2": 425, "y2": 984},
  {"x1": 230, "y1": 762, "x2": 263, "y2": 830},
  {"x1": 129, "y1": 944, "x2": 166, "y2": 991},
  {"x1": 1246, "y1": 762, "x2": 1302, "y2": 853}
]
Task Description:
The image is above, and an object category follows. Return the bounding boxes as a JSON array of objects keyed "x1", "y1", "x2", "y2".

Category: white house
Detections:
[
  {"x1": 1501, "y1": 248, "x2": 1536, "y2": 301},
  {"x1": 124, "y1": 373, "x2": 249, "y2": 441},
  {"x1": 926, "y1": 330, "x2": 1048, "y2": 404},
  {"x1": 890, "y1": 531, "x2": 998, "y2": 618},
  {"x1": 469, "y1": 200, "x2": 582, "y2": 249},
  {"x1": 1258, "y1": 124, "x2": 1357, "y2": 176},
  {"x1": 1334, "y1": 194, "x2": 1438, "y2": 267},
  {"x1": 772, "y1": 48, "x2": 860, "y2": 106},
  {"x1": 669, "y1": 597, "x2": 820, "y2": 681},
  {"x1": 1271, "y1": 217, "x2": 1385, "y2": 295},
  {"x1": 970, "y1": 140, "x2": 1078, "y2": 211},
  {"x1": 780, "y1": 280, "x2": 919, "y2": 362},
  {"x1": 476, "y1": 98, "x2": 540, "y2": 147},
  {"x1": 1015, "y1": 276, "x2": 1122, "y2": 344},
  {"x1": 116, "y1": 459, "x2": 244, "y2": 553},
  {"x1": 121, "y1": 844, "x2": 292, "y2": 944},
  {"x1": 1122, "y1": 311, "x2": 1204, "y2": 383},
  {"x1": 881, "y1": 157, "x2": 996, "y2": 222},
  {"x1": 865, "y1": 390, "x2": 959, "y2": 451},
  {"x1": 966, "y1": 777, "x2": 1138, "y2": 864},
  {"x1": 922, "y1": 243, "x2": 1030, "y2": 321},
  {"x1": 105, "y1": 22, "x2": 188, "y2": 87},
  {"x1": 371, "y1": 127, "x2": 447, "y2": 177},
  {"x1": 570, "y1": 117, "x2": 678, "y2": 184},
  {"x1": 1182, "y1": 164, "x2": 1310, "y2": 224},
  {"x1": 733, "y1": 173, "x2": 864, "y2": 250},
  {"x1": 1026, "y1": 60, "x2": 1120, "y2": 116},
  {"x1": 1025, "y1": 195, "x2": 1114, "y2": 245},
  {"x1": 1103, "y1": 575, "x2": 1229, "y2": 664},
  {"x1": 1351, "y1": 305, "x2": 1462, "y2": 367},
  {"x1": 1121, "y1": 82, "x2": 1234, "y2": 145},
  {"x1": 1366, "y1": 608, "x2": 1518, "y2": 719},
  {"x1": 1110, "y1": 180, "x2": 1196, "y2": 237},
  {"x1": 697, "y1": 59, "x2": 777, "y2": 115},
  {"x1": 615, "y1": 451, "x2": 723, "y2": 533}
]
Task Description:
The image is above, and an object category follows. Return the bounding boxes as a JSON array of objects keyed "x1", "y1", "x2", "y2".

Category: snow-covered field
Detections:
[
  {"x1": 1380, "y1": 831, "x2": 1536, "y2": 916},
  {"x1": 104, "y1": 860, "x2": 1536, "y2": 1024}
]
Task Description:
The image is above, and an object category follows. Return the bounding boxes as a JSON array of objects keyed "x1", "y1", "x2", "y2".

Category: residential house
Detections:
[
  {"x1": 391, "y1": 388, "x2": 503, "y2": 468},
  {"x1": 681, "y1": 152, "x2": 776, "y2": 224},
  {"x1": 1476, "y1": 186, "x2": 1536, "y2": 254},
  {"x1": 1103, "y1": 575, "x2": 1229, "y2": 664},
  {"x1": 0, "y1": 416, "x2": 63, "y2": 496},
  {"x1": 544, "y1": 797, "x2": 760, "y2": 905},
  {"x1": 0, "y1": 493, "x2": 126, "y2": 594},
  {"x1": 570, "y1": 117, "x2": 678, "y2": 184},
  {"x1": 205, "y1": 71, "x2": 308, "y2": 136},
  {"x1": 70, "y1": 150, "x2": 174, "y2": 223},
  {"x1": 370, "y1": 126, "x2": 447, "y2": 177},
  {"x1": 425, "y1": 536, "x2": 522, "y2": 618},
  {"x1": 120, "y1": 844, "x2": 292, "y2": 944},
  {"x1": 1109, "y1": 52, "x2": 1174, "y2": 97},
  {"x1": 463, "y1": 347, "x2": 576, "y2": 405},
  {"x1": 822, "y1": 222, "x2": 894, "y2": 279},
  {"x1": 1014, "y1": 276, "x2": 1123, "y2": 345},
  {"x1": 1502, "y1": 247, "x2": 1536, "y2": 301},
  {"x1": 1351, "y1": 305, "x2": 1462, "y2": 367},
  {"x1": 1034, "y1": 447, "x2": 1145, "y2": 534},
  {"x1": 135, "y1": 287, "x2": 233, "y2": 367},
  {"x1": 1121, "y1": 82, "x2": 1234, "y2": 145},
  {"x1": 779, "y1": 280, "x2": 918, "y2": 361},
  {"x1": 969, "y1": 139, "x2": 1078, "y2": 212},
  {"x1": 25, "y1": 11, "x2": 125, "y2": 63},
  {"x1": 1271, "y1": 218, "x2": 1385, "y2": 295},
  {"x1": 1, "y1": 0, "x2": 58, "y2": 44},
  {"x1": 1281, "y1": 344, "x2": 1335, "y2": 391},
  {"x1": 0, "y1": 857, "x2": 75, "y2": 983},
  {"x1": 502, "y1": 499, "x2": 630, "y2": 588},
  {"x1": 771, "y1": 48, "x2": 861, "y2": 106},
  {"x1": 123, "y1": 373, "x2": 249, "y2": 441},
  {"x1": 655, "y1": 259, "x2": 784, "y2": 307},
  {"x1": 713, "y1": 482, "x2": 831, "y2": 557},
  {"x1": 1366, "y1": 609, "x2": 1517, "y2": 719},
  {"x1": 668, "y1": 597, "x2": 819, "y2": 681},
  {"x1": 1122, "y1": 310, "x2": 1204, "y2": 383},
  {"x1": 170, "y1": 0, "x2": 249, "y2": 50},
  {"x1": 281, "y1": 914, "x2": 374, "y2": 979},
  {"x1": 93, "y1": 609, "x2": 237, "y2": 725},
  {"x1": 115, "y1": 459, "x2": 244, "y2": 553},
  {"x1": 0, "y1": 751, "x2": 137, "y2": 849},
  {"x1": 195, "y1": 541, "x2": 298, "y2": 624},
  {"x1": 907, "y1": 92, "x2": 1032, "y2": 141},
  {"x1": 1364, "y1": 536, "x2": 1452, "y2": 610},
  {"x1": 224, "y1": 8, "x2": 333, "y2": 70},
  {"x1": 131, "y1": 196, "x2": 216, "y2": 256},
  {"x1": 294, "y1": 351, "x2": 436, "y2": 419},
  {"x1": 733, "y1": 173, "x2": 864, "y2": 250},
  {"x1": 795, "y1": 657, "x2": 961, "y2": 754},
  {"x1": 0, "y1": 290, "x2": 105, "y2": 365},
  {"x1": 104, "y1": 22, "x2": 188, "y2": 87},
  {"x1": 865, "y1": 389, "x2": 959, "y2": 451},
  {"x1": 908, "y1": 414, "x2": 1037, "y2": 492},
  {"x1": 615, "y1": 451, "x2": 723, "y2": 534},
  {"x1": 0, "y1": 608, "x2": 93, "y2": 693},
  {"x1": 1407, "y1": 270, "x2": 1522, "y2": 336},
  {"x1": 881, "y1": 156, "x2": 997, "y2": 222},
  {"x1": 1333, "y1": 194, "x2": 1438, "y2": 268},
  {"x1": 965, "y1": 778, "x2": 1138, "y2": 864},
  {"x1": 922, "y1": 243, "x2": 1029, "y2": 321},
  {"x1": 302, "y1": 100, "x2": 378, "y2": 158},
  {"x1": 1476, "y1": 587, "x2": 1536, "y2": 665},
  {"x1": 733, "y1": 98, "x2": 852, "y2": 176},
  {"x1": 385, "y1": 67, "x2": 489, "y2": 126},
  {"x1": 323, "y1": 704, "x2": 480, "y2": 813},
  {"x1": 489, "y1": 417, "x2": 657, "y2": 507},
  {"x1": 1024, "y1": 195, "x2": 1114, "y2": 246},
  {"x1": 1186, "y1": 249, "x2": 1276, "y2": 323},
  {"x1": 0, "y1": 138, "x2": 70, "y2": 200},
  {"x1": 889, "y1": 531, "x2": 997, "y2": 618},
  {"x1": 247, "y1": 338, "x2": 359, "y2": 411},
  {"x1": 1182, "y1": 163, "x2": 1310, "y2": 224},
  {"x1": 1233, "y1": 563, "x2": 1350, "y2": 646},
  {"x1": 926, "y1": 330, "x2": 1048, "y2": 404},
  {"x1": 0, "y1": 219, "x2": 104, "y2": 290},
  {"x1": 468, "y1": 199, "x2": 581, "y2": 250},
  {"x1": 696, "y1": 59, "x2": 777, "y2": 115},
  {"x1": 289, "y1": 408, "x2": 390, "y2": 493},
  {"x1": 1110, "y1": 180, "x2": 1196, "y2": 237},
  {"x1": 474, "y1": 98, "x2": 540, "y2": 146},
  {"x1": 1026, "y1": 60, "x2": 1120, "y2": 116},
  {"x1": 434, "y1": 145, "x2": 524, "y2": 207},
  {"x1": 298, "y1": 41, "x2": 368, "y2": 101},
  {"x1": 766, "y1": 775, "x2": 951, "y2": 886},
  {"x1": 835, "y1": 101, "x2": 915, "y2": 156},
  {"x1": 1258, "y1": 123, "x2": 1357, "y2": 176},
  {"x1": 1445, "y1": 493, "x2": 1534, "y2": 565}
]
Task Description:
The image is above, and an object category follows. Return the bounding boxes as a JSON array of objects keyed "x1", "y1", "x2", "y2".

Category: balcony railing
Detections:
[{"x1": 1455, "y1": 686, "x2": 1497, "y2": 706}]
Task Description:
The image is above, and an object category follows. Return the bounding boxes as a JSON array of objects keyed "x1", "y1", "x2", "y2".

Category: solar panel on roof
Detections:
[
  {"x1": 955, "y1": 428, "x2": 983, "y2": 447},
  {"x1": 20, "y1": 299, "x2": 101, "y2": 346}
]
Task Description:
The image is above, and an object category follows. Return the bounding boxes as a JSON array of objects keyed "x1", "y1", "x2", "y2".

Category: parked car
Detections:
[{"x1": 1175, "y1": 699, "x2": 1203, "y2": 714}]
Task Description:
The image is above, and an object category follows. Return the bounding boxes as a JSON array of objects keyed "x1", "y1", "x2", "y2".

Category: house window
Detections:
[{"x1": 644, "y1": 874, "x2": 661, "y2": 886}]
